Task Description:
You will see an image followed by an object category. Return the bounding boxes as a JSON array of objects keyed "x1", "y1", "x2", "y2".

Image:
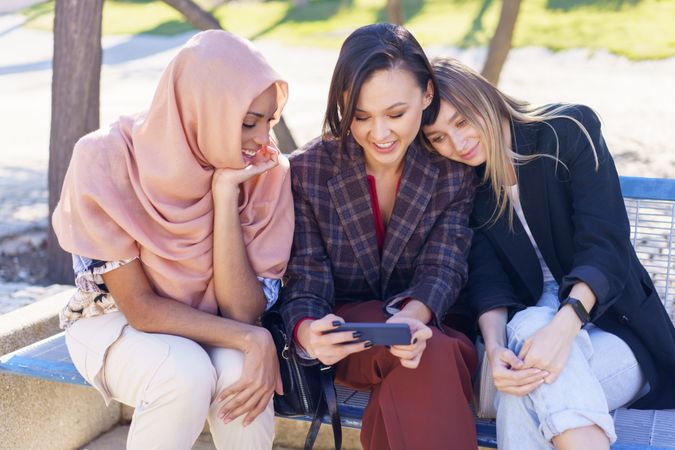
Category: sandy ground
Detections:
[{"x1": 0, "y1": 13, "x2": 674, "y2": 313}]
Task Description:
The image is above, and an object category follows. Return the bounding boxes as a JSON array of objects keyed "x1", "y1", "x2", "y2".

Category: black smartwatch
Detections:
[{"x1": 559, "y1": 297, "x2": 591, "y2": 325}]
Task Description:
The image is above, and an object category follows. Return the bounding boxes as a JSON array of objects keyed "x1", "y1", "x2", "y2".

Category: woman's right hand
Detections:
[
  {"x1": 212, "y1": 145, "x2": 279, "y2": 198},
  {"x1": 215, "y1": 326, "x2": 282, "y2": 427},
  {"x1": 297, "y1": 314, "x2": 371, "y2": 366},
  {"x1": 487, "y1": 345, "x2": 549, "y2": 396}
]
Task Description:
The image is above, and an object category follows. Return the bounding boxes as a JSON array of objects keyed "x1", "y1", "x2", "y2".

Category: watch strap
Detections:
[{"x1": 559, "y1": 297, "x2": 591, "y2": 325}]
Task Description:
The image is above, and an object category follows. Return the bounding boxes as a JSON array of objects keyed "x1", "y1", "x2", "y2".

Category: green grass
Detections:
[{"x1": 22, "y1": 0, "x2": 675, "y2": 60}]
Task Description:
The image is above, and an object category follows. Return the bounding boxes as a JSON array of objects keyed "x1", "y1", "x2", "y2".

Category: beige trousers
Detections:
[{"x1": 65, "y1": 312, "x2": 274, "y2": 450}]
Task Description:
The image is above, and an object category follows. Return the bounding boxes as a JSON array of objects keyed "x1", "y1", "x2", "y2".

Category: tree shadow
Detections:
[
  {"x1": 249, "y1": 0, "x2": 352, "y2": 41},
  {"x1": 0, "y1": 0, "x2": 54, "y2": 38},
  {"x1": 0, "y1": 29, "x2": 191, "y2": 76},
  {"x1": 546, "y1": 0, "x2": 640, "y2": 11},
  {"x1": 459, "y1": 0, "x2": 493, "y2": 47},
  {"x1": 374, "y1": 0, "x2": 425, "y2": 25}
]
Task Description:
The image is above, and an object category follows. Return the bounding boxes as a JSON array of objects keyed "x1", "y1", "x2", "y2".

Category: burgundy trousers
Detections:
[{"x1": 334, "y1": 301, "x2": 478, "y2": 450}]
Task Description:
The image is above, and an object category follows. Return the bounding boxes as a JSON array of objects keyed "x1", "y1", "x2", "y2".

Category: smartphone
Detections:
[{"x1": 324, "y1": 322, "x2": 412, "y2": 346}]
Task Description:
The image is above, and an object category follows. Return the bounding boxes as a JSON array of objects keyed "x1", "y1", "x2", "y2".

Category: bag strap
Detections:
[{"x1": 304, "y1": 365, "x2": 342, "y2": 450}]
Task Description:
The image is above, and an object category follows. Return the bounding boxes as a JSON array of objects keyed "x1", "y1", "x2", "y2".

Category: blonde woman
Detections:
[{"x1": 423, "y1": 57, "x2": 675, "y2": 450}]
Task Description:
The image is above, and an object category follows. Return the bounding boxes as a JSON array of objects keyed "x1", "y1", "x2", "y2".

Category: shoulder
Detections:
[
  {"x1": 427, "y1": 149, "x2": 476, "y2": 192},
  {"x1": 288, "y1": 137, "x2": 341, "y2": 192},
  {"x1": 542, "y1": 103, "x2": 601, "y2": 135},
  {"x1": 288, "y1": 137, "x2": 339, "y2": 170}
]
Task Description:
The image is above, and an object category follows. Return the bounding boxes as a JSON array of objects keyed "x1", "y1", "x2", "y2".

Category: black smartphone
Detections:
[{"x1": 324, "y1": 322, "x2": 412, "y2": 346}]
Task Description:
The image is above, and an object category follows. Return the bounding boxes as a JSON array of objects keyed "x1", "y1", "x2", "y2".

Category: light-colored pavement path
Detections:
[{"x1": 1, "y1": 12, "x2": 674, "y2": 311}]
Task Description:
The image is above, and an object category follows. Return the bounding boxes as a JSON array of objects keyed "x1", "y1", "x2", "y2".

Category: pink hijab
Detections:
[{"x1": 53, "y1": 31, "x2": 294, "y2": 314}]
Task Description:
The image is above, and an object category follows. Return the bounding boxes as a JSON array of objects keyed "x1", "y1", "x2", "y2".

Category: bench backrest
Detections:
[{"x1": 620, "y1": 176, "x2": 675, "y2": 324}]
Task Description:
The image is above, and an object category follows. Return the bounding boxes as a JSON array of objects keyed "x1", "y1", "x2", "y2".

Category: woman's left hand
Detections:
[
  {"x1": 216, "y1": 326, "x2": 282, "y2": 427},
  {"x1": 518, "y1": 317, "x2": 578, "y2": 384},
  {"x1": 386, "y1": 314, "x2": 433, "y2": 369},
  {"x1": 212, "y1": 145, "x2": 279, "y2": 197}
]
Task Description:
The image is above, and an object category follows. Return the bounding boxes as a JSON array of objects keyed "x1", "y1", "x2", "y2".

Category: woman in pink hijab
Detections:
[{"x1": 52, "y1": 30, "x2": 294, "y2": 449}]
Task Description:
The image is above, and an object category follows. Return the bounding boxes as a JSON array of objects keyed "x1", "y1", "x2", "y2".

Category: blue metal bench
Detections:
[{"x1": 2, "y1": 176, "x2": 675, "y2": 449}]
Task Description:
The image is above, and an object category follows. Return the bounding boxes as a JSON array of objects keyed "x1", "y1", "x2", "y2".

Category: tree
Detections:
[
  {"x1": 163, "y1": 0, "x2": 222, "y2": 30},
  {"x1": 481, "y1": 0, "x2": 522, "y2": 86},
  {"x1": 47, "y1": 0, "x2": 103, "y2": 283},
  {"x1": 386, "y1": 0, "x2": 404, "y2": 25}
]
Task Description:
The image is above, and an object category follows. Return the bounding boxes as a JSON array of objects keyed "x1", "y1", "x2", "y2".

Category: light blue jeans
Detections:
[{"x1": 496, "y1": 281, "x2": 647, "y2": 450}]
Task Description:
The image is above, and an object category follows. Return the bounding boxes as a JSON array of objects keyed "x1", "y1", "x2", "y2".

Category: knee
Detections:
[
  {"x1": 507, "y1": 306, "x2": 555, "y2": 346},
  {"x1": 149, "y1": 339, "x2": 216, "y2": 411},
  {"x1": 495, "y1": 391, "x2": 532, "y2": 422},
  {"x1": 211, "y1": 348, "x2": 245, "y2": 392}
]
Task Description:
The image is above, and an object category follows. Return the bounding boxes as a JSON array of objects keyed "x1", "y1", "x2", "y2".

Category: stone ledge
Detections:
[{"x1": 0, "y1": 286, "x2": 74, "y2": 356}]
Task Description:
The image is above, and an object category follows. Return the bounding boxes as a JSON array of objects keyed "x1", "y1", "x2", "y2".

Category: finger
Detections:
[
  {"x1": 518, "y1": 339, "x2": 531, "y2": 361},
  {"x1": 275, "y1": 371, "x2": 283, "y2": 396},
  {"x1": 391, "y1": 339, "x2": 426, "y2": 362},
  {"x1": 502, "y1": 379, "x2": 545, "y2": 396},
  {"x1": 495, "y1": 368, "x2": 547, "y2": 387},
  {"x1": 412, "y1": 325, "x2": 433, "y2": 342},
  {"x1": 219, "y1": 385, "x2": 254, "y2": 414},
  {"x1": 319, "y1": 330, "x2": 363, "y2": 345},
  {"x1": 222, "y1": 388, "x2": 263, "y2": 422},
  {"x1": 400, "y1": 353, "x2": 422, "y2": 369},
  {"x1": 310, "y1": 315, "x2": 344, "y2": 333},
  {"x1": 245, "y1": 160, "x2": 276, "y2": 176},
  {"x1": 321, "y1": 339, "x2": 371, "y2": 361},
  {"x1": 501, "y1": 349, "x2": 524, "y2": 370},
  {"x1": 544, "y1": 371, "x2": 560, "y2": 384},
  {"x1": 243, "y1": 392, "x2": 273, "y2": 427},
  {"x1": 388, "y1": 341, "x2": 421, "y2": 359},
  {"x1": 218, "y1": 380, "x2": 246, "y2": 403}
]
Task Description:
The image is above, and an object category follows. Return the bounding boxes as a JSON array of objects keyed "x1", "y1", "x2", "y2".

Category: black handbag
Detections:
[{"x1": 261, "y1": 310, "x2": 342, "y2": 450}]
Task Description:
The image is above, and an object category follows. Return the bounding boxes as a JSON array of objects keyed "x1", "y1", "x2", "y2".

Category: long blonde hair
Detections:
[{"x1": 428, "y1": 57, "x2": 598, "y2": 226}]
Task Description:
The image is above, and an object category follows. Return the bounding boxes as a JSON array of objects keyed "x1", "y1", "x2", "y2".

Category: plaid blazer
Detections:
[{"x1": 279, "y1": 135, "x2": 476, "y2": 336}]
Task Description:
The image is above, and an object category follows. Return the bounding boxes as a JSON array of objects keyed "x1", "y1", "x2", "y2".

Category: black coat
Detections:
[{"x1": 465, "y1": 104, "x2": 675, "y2": 409}]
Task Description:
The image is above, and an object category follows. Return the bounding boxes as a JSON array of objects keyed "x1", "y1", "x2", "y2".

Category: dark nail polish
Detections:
[
  {"x1": 332, "y1": 320, "x2": 341, "y2": 327},
  {"x1": 365, "y1": 341, "x2": 374, "y2": 348},
  {"x1": 412, "y1": 338, "x2": 418, "y2": 345},
  {"x1": 353, "y1": 331, "x2": 362, "y2": 339}
]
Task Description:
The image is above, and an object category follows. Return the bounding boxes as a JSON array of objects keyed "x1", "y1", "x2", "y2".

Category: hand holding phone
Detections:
[{"x1": 323, "y1": 322, "x2": 412, "y2": 346}]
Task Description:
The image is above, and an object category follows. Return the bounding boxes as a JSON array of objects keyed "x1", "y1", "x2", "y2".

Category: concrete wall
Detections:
[{"x1": 0, "y1": 290, "x2": 122, "y2": 449}]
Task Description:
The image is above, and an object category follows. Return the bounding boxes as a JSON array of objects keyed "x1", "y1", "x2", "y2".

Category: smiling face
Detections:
[
  {"x1": 349, "y1": 68, "x2": 433, "y2": 173},
  {"x1": 422, "y1": 99, "x2": 487, "y2": 166},
  {"x1": 241, "y1": 84, "x2": 278, "y2": 165}
]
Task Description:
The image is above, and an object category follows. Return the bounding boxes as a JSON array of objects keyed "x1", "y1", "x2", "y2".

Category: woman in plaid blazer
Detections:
[{"x1": 279, "y1": 24, "x2": 479, "y2": 450}]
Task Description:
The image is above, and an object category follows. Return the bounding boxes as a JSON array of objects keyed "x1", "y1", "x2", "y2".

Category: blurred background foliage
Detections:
[{"x1": 22, "y1": 0, "x2": 675, "y2": 59}]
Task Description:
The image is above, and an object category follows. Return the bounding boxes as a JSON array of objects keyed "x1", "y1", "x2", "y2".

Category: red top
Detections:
[
  {"x1": 293, "y1": 174, "x2": 401, "y2": 344},
  {"x1": 367, "y1": 175, "x2": 387, "y2": 251}
]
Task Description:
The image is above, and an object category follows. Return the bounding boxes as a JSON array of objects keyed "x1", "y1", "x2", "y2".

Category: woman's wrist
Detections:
[
  {"x1": 213, "y1": 182, "x2": 240, "y2": 202},
  {"x1": 552, "y1": 307, "x2": 583, "y2": 337},
  {"x1": 296, "y1": 319, "x2": 315, "y2": 354},
  {"x1": 397, "y1": 299, "x2": 432, "y2": 324}
]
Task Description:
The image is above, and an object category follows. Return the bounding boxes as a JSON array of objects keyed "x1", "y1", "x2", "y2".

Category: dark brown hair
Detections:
[{"x1": 323, "y1": 23, "x2": 439, "y2": 149}]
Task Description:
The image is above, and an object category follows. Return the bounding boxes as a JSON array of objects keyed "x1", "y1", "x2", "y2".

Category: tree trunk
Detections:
[
  {"x1": 481, "y1": 0, "x2": 521, "y2": 86},
  {"x1": 273, "y1": 117, "x2": 298, "y2": 154},
  {"x1": 386, "y1": 0, "x2": 404, "y2": 25},
  {"x1": 48, "y1": 0, "x2": 103, "y2": 284},
  {"x1": 162, "y1": 0, "x2": 222, "y2": 30}
]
